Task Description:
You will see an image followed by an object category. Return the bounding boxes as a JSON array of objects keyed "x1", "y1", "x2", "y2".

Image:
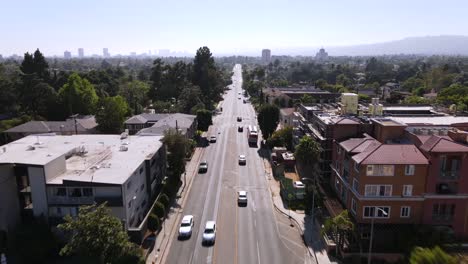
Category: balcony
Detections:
[
  {"x1": 432, "y1": 214, "x2": 454, "y2": 222},
  {"x1": 436, "y1": 182, "x2": 458, "y2": 195},
  {"x1": 48, "y1": 196, "x2": 94, "y2": 205},
  {"x1": 439, "y1": 170, "x2": 459, "y2": 180}
]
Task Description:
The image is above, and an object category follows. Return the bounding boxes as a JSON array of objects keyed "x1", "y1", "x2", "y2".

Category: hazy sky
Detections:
[{"x1": 1, "y1": 0, "x2": 467, "y2": 56}]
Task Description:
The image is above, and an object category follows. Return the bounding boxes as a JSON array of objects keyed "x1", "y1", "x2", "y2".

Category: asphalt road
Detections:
[{"x1": 165, "y1": 64, "x2": 309, "y2": 264}]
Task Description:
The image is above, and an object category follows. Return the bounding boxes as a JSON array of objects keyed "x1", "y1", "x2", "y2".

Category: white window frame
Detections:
[
  {"x1": 364, "y1": 185, "x2": 392, "y2": 197},
  {"x1": 402, "y1": 185, "x2": 413, "y2": 196},
  {"x1": 363, "y1": 206, "x2": 391, "y2": 219},
  {"x1": 405, "y1": 165, "x2": 415, "y2": 176},
  {"x1": 367, "y1": 165, "x2": 394, "y2": 176},
  {"x1": 400, "y1": 206, "x2": 411, "y2": 218}
]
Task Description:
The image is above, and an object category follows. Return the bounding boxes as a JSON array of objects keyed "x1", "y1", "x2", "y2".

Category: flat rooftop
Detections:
[
  {"x1": 0, "y1": 134, "x2": 163, "y2": 185},
  {"x1": 390, "y1": 116, "x2": 468, "y2": 126}
]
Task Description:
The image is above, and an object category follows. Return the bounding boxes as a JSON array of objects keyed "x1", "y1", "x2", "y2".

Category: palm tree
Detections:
[
  {"x1": 294, "y1": 136, "x2": 321, "y2": 176},
  {"x1": 321, "y1": 210, "x2": 354, "y2": 257}
]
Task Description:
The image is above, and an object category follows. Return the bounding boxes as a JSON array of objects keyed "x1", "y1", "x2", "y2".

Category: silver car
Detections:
[
  {"x1": 178, "y1": 215, "x2": 194, "y2": 238},
  {"x1": 202, "y1": 221, "x2": 216, "y2": 245}
]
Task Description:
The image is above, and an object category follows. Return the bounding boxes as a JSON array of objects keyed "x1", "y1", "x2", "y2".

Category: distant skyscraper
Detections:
[
  {"x1": 315, "y1": 48, "x2": 329, "y2": 62},
  {"x1": 130, "y1": 52, "x2": 137, "y2": 57},
  {"x1": 78, "y1": 48, "x2": 84, "y2": 58},
  {"x1": 64, "y1": 51, "x2": 72, "y2": 59},
  {"x1": 262, "y1": 49, "x2": 271, "y2": 63},
  {"x1": 103, "y1": 48, "x2": 110, "y2": 58}
]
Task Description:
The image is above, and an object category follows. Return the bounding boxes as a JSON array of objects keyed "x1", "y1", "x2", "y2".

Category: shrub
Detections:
[
  {"x1": 152, "y1": 202, "x2": 165, "y2": 218},
  {"x1": 159, "y1": 194, "x2": 170, "y2": 210},
  {"x1": 147, "y1": 213, "x2": 160, "y2": 232}
]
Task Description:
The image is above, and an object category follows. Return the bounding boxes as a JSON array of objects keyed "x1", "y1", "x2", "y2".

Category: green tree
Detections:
[
  {"x1": 162, "y1": 128, "x2": 189, "y2": 180},
  {"x1": 12, "y1": 219, "x2": 58, "y2": 264},
  {"x1": 196, "y1": 109, "x2": 212, "y2": 131},
  {"x1": 267, "y1": 126, "x2": 293, "y2": 150},
  {"x1": 294, "y1": 136, "x2": 320, "y2": 167},
  {"x1": 409, "y1": 246, "x2": 457, "y2": 264},
  {"x1": 402, "y1": 77, "x2": 425, "y2": 92},
  {"x1": 148, "y1": 59, "x2": 165, "y2": 101},
  {"x1": 118, "y1": 80, "x2": 149, "y2": 114},
  {"x1": 437, "y1": 83, "x2": 468, "y2": 110},
  {"x1": 192, "y1": 46, "x2": 221, "y2": 105},
  {"x1": 321, "y1": 210, "x2": 354, "y2": 256},
  {"x1": 0, "y1": 75, "x2": 19, "y2": 113},
  {"x1": 257, "y1": 104, "x2": 280, "y2": 139},
  {"x1": 147, "y1": 214, "x2": 160, "y2": 233},
  {"x1": 178, "y1": 85, "x2": 203, "y2": 114},
  {"x1": 404, "y1": 96, "x2": 430, "y2": 104},
  {"x1": 95, "y1": 96, "x2": 129, "y2": 134},
  {"x1": 59, "y1": 73, "x2": 99, "y2": 116},
  {"x1": 58, "y1": 203, "x2": 143, "y2": 264},
  {"x1": 300, "y1": 94, "x2": 313, "y2": 105}
]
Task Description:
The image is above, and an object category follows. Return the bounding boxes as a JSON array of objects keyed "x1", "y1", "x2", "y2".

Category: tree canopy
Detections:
[
  {"x1": 294, "y1": 136, "x2": 321, "y2": 166},
  {"x1": 257, "y1": 104, "x2": 280, "y2": 139},
  {"x1": 58, "y1": 73, "x2": 98, "y2": 116},
  {"x1": 196, "y1": 109, "x2": 213, "y2": 131},
  {"x1": 95, "y1": 96, "x2": 130, "y2": 134},
  {"x1": 58, "y1": 203, "x2": 144, "y2": 264},
  {"x1": 409, "y1": 246, "x2": 457, "y2": 264}
]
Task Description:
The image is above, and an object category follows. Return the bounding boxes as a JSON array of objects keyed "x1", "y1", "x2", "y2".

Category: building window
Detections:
[
  {"x1": 140, "y1": 167, "x2": 144, "y2": 174},
  {"x1": 354, "y1": 162, "x2": 359, "y2": 173},
  {"x1": 402, "y1": 185, "x2": 413, "y2": 196},
  {"x1": 127, "y1": 180, "x2": 132, "y2": 190},
  {"x1": 432, "y1": 203, "x2": 455, "y2": 221},
  {"x1": 57, "y1": 207, "x2": 62, "y2": 216},
  {"x1": 401, "y1": 206, "x2": 411, "y2": 218},
  {"x1": 351, "y1": 198, "x2": 357, "y2": 215},
  {"x1": 55, "y1": 188, "x2": 67, "y2": 196},
  {"x1": 128, "y1": 200, "x2": 132, "y2": 209},
  {"x1": 140, "y1": 184, "x2": 145, "y2": 191},
  {"x1": 405, "y1": 165, "x2": 415, "y2": 176},
  {"x1": 335, "y1": 179, "x2": 340, "y2": 192},
  {"x1": 70, "y1": 188, "x2": 82, "y2": 197},
  {"x1": 364, "y1": 185, "x2": 392, "y2": 197},
  {"x1": 83, "y1": 188, "x2": 93, "y2": 197},
  {"x1": 363, "y1": 206, "x2": 390, "y2": 218},
  {"x1": 337, "y1": 146, "x2": 341, "y2": 155},
  {"x1": 141, "y1": 199, "x2": 147, "y2": 208},
  {"x1": 352, "y1": 179, "x2": 359, "y2": 192},
  {"x1": 366, "y1": 165, "x2": 394, "y2": 176}
]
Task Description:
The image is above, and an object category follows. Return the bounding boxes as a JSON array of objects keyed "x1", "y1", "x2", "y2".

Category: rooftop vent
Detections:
[
  {"x1": 120, "y1": 132, "x2": 128, "y2": 140},
  {"x1": 120, "y1": 145, "x2": 128, "y2": 152},
  {"x1": 26, "y1": 145, "x2": 35, "y2": 151}
]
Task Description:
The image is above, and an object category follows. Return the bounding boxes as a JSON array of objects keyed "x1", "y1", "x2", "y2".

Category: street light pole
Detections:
[{"x1": 367, "y1": 207, "x2": 388, "y2": 264}]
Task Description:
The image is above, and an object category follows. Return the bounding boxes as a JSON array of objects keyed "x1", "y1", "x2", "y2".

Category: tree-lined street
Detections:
[{"x1": 163, "y1": 64, "x2": 310, "y2": 264}]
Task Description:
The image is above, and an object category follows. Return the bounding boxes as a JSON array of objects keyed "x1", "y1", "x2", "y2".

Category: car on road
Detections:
[
  {"x1": 209, "y1": 135, "x2": 217, "y2": 143},
  {"x1": 202, "y1": 221, "x2": 216, "y2": 245},
  {"x1": 199, "y1": 161, "x2": 208, "y2": 173},
  {"x1": 238, "y1": 126, "x2": 243, "y2": 132},
  {"x1": 178, "y1": 215, "x2": 194, "y2": 239},
  {"x1": 238, "y1": 191, "x2": 247, "y2": 205},
  {"x1": 238, "y1": 97, "x2": 241, "y2": 100},
  {"x1": 237, "y1": 117, "x2": 242, "y2": 122},
  {"x1": 239, "y1": 155, "x2": 246, "y2": 165},
  {"x1": 293, "y1": 181, "x2": 305, "y2": 188},
  {"x1": 243, "y1": 99, "x2": 246, "y2": 103}
]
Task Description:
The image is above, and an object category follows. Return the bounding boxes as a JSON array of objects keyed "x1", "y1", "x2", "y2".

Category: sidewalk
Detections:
[
  {"x1": 261, "y1": 155, "x2": 337, "y2": 264},
  {"x1": 146, "y1": 146, "x2": 205, "y2": 264}
]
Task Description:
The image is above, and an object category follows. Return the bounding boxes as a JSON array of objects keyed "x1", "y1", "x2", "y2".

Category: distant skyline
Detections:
[{"x1": 1, "y1": 0, "x2": 468, "y2": 56}]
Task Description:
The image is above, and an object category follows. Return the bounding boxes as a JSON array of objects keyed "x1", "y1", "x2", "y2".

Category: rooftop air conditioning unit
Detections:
[{"x1": 120, "y1": 145, "x2": 128, "y2": 152}]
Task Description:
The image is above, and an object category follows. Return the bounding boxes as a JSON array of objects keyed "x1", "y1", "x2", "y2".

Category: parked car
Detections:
[
  {"x1": 210, "y1": 135, "x2": 217, "y2": 143},
  {"x1": 238, "y1": 155, "x2": 246, "y2": 165},
  {"x1": 237, "y1": 117, "x2": 242, "y2": 122},
  {"x1": 202, "y1": 221, "x2": 216, "y2": 245},
  {"x1": 293, "y1": 181, "x2": 305, "y2": 188},
  {"x1": 178, "y1": 215, "x2": 194, "y2": 239},
  {"x1": 238, "y1": 126, "x2": 243, "y2": 132},
  {"x1": 199, "y1": 161, "x2": 208, "y2": 173},
  {"x1": 238, "y1": 191, "x2": 247, "y2": 206}
]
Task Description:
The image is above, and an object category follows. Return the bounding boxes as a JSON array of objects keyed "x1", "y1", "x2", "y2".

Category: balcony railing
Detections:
[
  {"x1": 432, "y1": 215, "x2": 454, "y2": 222},
  {"x1": 436, "y1": 182, "x2": 458, "y2": 195},
  {"x1": 439, "y1": 171, "x2": 460, "y2": 180},
  {"x1": 48, "y1": 196, "x2": 94, "y2": 205}
]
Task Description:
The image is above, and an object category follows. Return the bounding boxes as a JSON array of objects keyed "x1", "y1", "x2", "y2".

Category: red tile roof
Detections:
[
  {"x1": 360, "y1": 144, "x2": 428, "y2": 165},
  {"x1": 420, "y1": 135, "x2": 468, "y2": 153}
]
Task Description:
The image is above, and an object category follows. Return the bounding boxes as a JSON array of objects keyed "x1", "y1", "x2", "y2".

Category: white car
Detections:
[
  {"x1": 199, "y1": 161, "x2": 208, "y2": 173},
  {"x1": 202, "y1": 221, "x2": 216, "y2": 245},
  {"x1": 238, "y1": 155, "x2": 246, "y2": 165},
  {"x1": 210, "y1": 136, "x2": 217, "y2": 143},
  {"x1": 178, "y1": 215, "x2": 194, "y2": 238},
  {"x1": 293, "y1": 181, "x2": 305, "y2": 188},
  {"x1": 238, "y1": 191, "x2": 247, "y2": 205}
]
